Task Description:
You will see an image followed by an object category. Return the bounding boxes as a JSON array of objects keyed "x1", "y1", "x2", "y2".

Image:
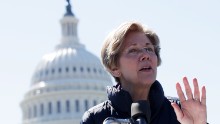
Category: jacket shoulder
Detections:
[{"x1": 81, "y1": 100, "x2": 113, "y2": 124}]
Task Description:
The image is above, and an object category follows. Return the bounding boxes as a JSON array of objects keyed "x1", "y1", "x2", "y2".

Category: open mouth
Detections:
[{"x1": 139, "y1": 66, "x2": 152, "y2": 71}]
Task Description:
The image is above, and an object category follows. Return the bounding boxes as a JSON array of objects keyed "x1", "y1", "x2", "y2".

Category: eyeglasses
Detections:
[{"x1": 122, "y1": 45, "x2": 158, "y2": 56}]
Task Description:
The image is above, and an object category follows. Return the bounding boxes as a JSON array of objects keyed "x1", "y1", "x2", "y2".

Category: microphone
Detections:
[
  {"x1": 103, "y1": 100, "x2": 151, "y2": 124},
  {"x1": 131, "y1": 100, "x2": 151, "y2": 124}
]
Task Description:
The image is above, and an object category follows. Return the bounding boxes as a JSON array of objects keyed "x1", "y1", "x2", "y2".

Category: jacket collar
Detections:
[{"x1": 107, "y1": 80, "x2": 165, "y2": 117}]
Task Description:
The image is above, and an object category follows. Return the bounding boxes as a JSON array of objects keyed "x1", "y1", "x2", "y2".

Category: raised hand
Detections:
[{"x1": 171, "y1": 77, "x2": 207, "y2": 124}]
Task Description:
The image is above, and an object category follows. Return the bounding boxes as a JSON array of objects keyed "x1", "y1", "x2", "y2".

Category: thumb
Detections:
[{"x1": 171, "y1": 103, "x2": 183, "y2": 122}]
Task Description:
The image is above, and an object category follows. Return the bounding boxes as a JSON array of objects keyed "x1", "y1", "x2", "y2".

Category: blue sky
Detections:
[{"x1": 0, "y1": 0, "x2": 219, "y2": 123}]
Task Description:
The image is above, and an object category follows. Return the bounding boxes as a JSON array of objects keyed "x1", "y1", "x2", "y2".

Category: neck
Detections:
[{"x1": 122, "y1": 84, "x2": 151, "y2": 102}]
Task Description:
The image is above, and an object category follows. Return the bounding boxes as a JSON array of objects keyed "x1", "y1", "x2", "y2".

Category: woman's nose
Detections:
[{"x1": 139, "y1": 51, "x2": 150, "y2": 61}]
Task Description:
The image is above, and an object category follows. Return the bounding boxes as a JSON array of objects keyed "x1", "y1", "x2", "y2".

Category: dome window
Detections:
[
  {"x1": 84, "y1": 100, "x2": 89, "y2": 111},
  {"x1": 65, "y1": 67, "x2": 69, "y2": 72},
  {"x1": 58, "y1": 68, "x2": 62, "y2": 73},
  {"x1": 48, "y1": 102, "x2": 52, "y2": 114},
  {"x1": 80, "y1": 67, "x2": 84, "y2": 72},
  {"x1": 51, "y1": 68, "x2": 55, "y2": 74},
  {"x1": 93, "y1": 68, "x2": 97, "y2": 73},
  {"x1": 87, "y1": 67, "x2": 90, "y2": 73},
  {"x1": 57, "y1": 101, "x2": 61, "y2": 113},
  {"x1": 73, "y1": 67, "x2": 76, "y2": 72},
  {"x1": 34, "y1": 105, "x2": 37, "y2": 117},
  {"x1": 66, "y1": 100, "x2": 70, "y2": 113},
  {"x1": 40, "y1": 103, "x2": 44, "y2": 116},
  {"x1": 75, "y1": 100, "x2": 79, "y2": 112}
]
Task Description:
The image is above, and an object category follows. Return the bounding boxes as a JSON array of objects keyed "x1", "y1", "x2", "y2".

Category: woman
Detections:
[{"x1": 81, "y1": 21, "x2": 207, "y2": 124}]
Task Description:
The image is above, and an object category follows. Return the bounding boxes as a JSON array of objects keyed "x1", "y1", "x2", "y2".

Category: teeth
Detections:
[
  {"x1": 139, "y1": 66, "x2": 151, "y2": 71},
  {"x1": 140, "y1": 67, "x2": 150, "y2": 71}
]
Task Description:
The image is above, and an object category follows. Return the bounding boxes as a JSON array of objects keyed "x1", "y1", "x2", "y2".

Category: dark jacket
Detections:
[{"x1": 81, "y1": 81, "x2": 180, "y2": 124}]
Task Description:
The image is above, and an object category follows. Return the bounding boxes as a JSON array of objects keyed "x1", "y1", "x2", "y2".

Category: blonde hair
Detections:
[{"x1": 101, "y1": 21, "x2": 161, "y2": 82}]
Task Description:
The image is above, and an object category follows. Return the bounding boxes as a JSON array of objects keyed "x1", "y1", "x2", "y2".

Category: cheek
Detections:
[{"x1": 119, "y1": 57, "x2": 138, "y2": 71}]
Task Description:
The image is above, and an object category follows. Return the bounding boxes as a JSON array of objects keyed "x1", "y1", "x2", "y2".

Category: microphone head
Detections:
[{"x1": 131, "y1": 100, "x2": 151, "y2": 122}]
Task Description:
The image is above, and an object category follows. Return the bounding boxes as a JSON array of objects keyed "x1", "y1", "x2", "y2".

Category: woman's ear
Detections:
[{"x1": 110, "y1": 67, "x2": 121, "y2": 77}]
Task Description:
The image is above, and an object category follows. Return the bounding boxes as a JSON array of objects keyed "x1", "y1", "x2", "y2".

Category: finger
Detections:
[
  {"x1": 171, "y1": 103, "x2": 183, "y2": 122},
  {"x1": 183, "y1": 77, "x2": 193, "y2": 100},
  {"x1": 201, "y1": 86, "x2": 206, "y2": 105},
  {"x1": 176, "y1": 82, "x2": 186, "y2": 103},
  {"x1": 193, "y1": 78, "x2": 200, "y2": 101}
]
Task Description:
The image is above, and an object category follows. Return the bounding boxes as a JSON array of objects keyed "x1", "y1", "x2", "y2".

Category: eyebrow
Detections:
[{"x1": 130, "y1": 42, "x2": 153, "y2": 45}]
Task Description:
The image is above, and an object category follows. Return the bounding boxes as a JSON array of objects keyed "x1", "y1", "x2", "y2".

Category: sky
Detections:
[{"x1": 0, "y1": 0, "x2": 219, "y2": 123}]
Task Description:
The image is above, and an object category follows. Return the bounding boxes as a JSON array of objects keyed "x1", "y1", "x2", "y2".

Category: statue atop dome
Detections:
[{"x1": 64, "y1": 0, "x2": 74, "y2": 16}]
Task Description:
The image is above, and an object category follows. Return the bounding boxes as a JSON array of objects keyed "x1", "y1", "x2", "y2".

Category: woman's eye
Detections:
[
  {"x1": 144, "y1": 48, "x2": 154, "y2": 52},
  {"x1": 129, "y1": 49, "x2": 138, "y2": 53}
]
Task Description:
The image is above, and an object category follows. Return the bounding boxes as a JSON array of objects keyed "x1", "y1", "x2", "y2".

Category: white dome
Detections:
[
  {"x1": 20, "y1": 3, "x2": 112, "y2": 124},
  {"x1": 31, "y1": 46, "x2": 111, "y2": 87}
]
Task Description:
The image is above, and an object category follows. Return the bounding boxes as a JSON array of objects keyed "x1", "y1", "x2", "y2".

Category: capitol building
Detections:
[{"x1": 20, "y1": 1, "x2": 112, "y2": 124}]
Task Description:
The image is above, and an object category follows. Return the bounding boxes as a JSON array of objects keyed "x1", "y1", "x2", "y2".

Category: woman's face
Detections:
[{"x1": 117, "y1": 31, "x2": 158, "y2": 88}]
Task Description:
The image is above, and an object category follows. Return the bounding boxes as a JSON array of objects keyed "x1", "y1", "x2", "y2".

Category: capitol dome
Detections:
[
  {"x1": 31, "y1": 41, "x2": 110, "y2": 88},
  {"x1": 20, "y1": 1, "x2": 112, "y2": 124}
]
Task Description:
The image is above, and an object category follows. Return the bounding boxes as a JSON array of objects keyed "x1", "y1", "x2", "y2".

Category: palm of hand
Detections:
[
  {"x1": 180, "y1": 99, "x2": 207, "y2": 124},
  {"x1": 171, "y1": 77, "x2": 207, "y2": 124}
]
